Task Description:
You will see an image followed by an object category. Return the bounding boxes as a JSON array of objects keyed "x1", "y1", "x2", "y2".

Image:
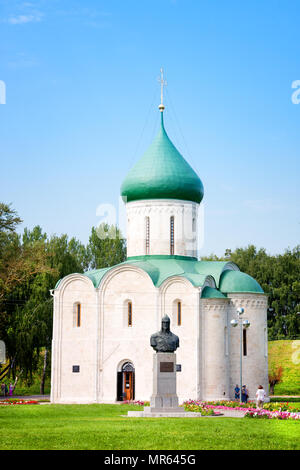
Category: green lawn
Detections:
[
  {"x1": 268, "y1": 340, "x2": 300, "y2": 395},
  {"x1": 0, "y1": 404, "x2": 299, "y2": 450}
]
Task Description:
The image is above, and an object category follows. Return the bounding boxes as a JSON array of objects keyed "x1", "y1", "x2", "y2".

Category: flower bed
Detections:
[
  {"x1": 263, "y1": 402, "x2": 300, "y2": 412},
  {"x1": 183, "y1": 403, "x2": 221, "y2": 416},
  {"x1": 245, "y1": 409, "x2": 300, "y2": 420},
  {"x1": 183, "y1": 400, "x2": 300, "y2": 420},
  {"x1": 0, "y1": 399, "x2": 39, "y2": 406},
  {"x1": 121, "y1": 400, "x2": 150, "y2": 406}
]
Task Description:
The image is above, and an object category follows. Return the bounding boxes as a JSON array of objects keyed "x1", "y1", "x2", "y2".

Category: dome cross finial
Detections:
[{"x1": 158, "y1": 67, "x2": 167, "y2": 112}]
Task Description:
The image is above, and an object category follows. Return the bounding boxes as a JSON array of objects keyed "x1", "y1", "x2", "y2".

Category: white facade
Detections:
[
  {"x1": 51, "y1": 124, "x2": 268, "y2": 404},
  {"x1": 51, "y1": 260, "x2": 269, "y2": 404}
]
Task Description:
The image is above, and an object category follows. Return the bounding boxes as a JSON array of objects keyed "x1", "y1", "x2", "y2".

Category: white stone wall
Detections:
[
  {"x1": 51, "y1": 274, "x2": 98, "y2": 403},
  {"x1": 98, "y1": 267, "x2": 200, "y2": 402},
  {"x1": 228, "y1": 294, "x2": 269, "y2": 401},
  {"x1": 98, "y1": 265, "x2": 157, "y2": 402},
  {"x1": 126, "y1": 199, "x2": 199, "y2": 258},
  {"x1": 200, "y1": 299, "x2": 231, "y2": 400},
  {"x1": 51, "y1": 270, "x2": 268, "y2": 404},
  {"x1": 160, "y1": 278, "x2": 200, "y2": 402}
]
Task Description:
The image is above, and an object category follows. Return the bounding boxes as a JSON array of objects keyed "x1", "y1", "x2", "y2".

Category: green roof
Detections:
[
  {"x1": 219, "y1": 270, "x2": 264, "y2": 294},
  {"x1": 55, "y1": 257, "x2": 264, "y2": 297},
  {"x1": 83, "y1": 256, "x2": 236, "y2": 289},
  {"x1": 201, "y1": 286, "x2": 227, "y2": 299},
  {"x1": 120, "y1": 112, "x2": 204, "y2": 204}
]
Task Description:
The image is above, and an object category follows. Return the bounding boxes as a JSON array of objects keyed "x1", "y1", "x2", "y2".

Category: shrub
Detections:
[{"x1": 269, "y1": 366, "x2": 283, "y2": 395}]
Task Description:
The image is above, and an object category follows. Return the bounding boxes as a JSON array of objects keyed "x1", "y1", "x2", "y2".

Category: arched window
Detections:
[
  {"x1": 123, "y1": 300, "x2": 133, "y2": 328},
  {"x1": 264, "y1": 328, "x2": 268, "y2": 357},
  {"x1": 170, "y1": 216, "x2": 175, "y2": 255},
  {"x1": 145, "y1": 216, "x2": 150, "y2": 255},
  {"x1": 128, "y1": 301, "x2": 133, "y2": 327},
  {"x1": 74, "y1": 303, "x2": 81, "y2": 327},
  {"x1": 177, "y1": 301, "x2": 182, "y2": 326},
  {"x1": 192, "y1": 217, "x2": 196, "y2": 233}
]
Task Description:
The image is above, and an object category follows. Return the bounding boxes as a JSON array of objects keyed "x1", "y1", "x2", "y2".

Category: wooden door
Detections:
[{"x1": 123, "y1": 371, "x2": 133, "y2": 400}]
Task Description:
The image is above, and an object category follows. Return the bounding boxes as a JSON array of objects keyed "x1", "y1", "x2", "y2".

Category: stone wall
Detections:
[
  {"x1": 51, "y1": 270, "x2": 268, "y2": 404},
  {"x1": 126, "y1": 199, "x2": 199, "y2": 258}
]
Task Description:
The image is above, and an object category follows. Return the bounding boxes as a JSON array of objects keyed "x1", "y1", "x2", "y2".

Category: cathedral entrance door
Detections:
[
  {"x1": 124, "y1": 371, "x2": 133, "y2": 401},
  {"x1": 121, "y1": 362, "x2": 135, "y2": 401}
]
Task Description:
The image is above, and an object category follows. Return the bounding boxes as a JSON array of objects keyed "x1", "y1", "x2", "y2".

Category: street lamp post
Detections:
[{"x1": 231, "y1": 307, "x2": 250, "y2": 403}]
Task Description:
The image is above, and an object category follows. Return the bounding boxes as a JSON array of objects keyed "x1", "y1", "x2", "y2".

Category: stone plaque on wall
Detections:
[{"x1": 160, "y1": 362, "x2": 174, "y2": 373}]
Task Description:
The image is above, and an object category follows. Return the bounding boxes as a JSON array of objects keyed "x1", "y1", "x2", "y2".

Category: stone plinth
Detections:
[
  {"x1": 126, "y1": 410, "x2": 203, "y2": 418},
  {"x1": 149, "y1": 352, "x2": 180, "y2": 411},
  {"x1": 127, "y1": 352, "x2": 197, "y2": 417}
]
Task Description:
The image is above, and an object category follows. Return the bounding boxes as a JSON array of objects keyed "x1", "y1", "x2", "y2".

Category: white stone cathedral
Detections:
[{"x1": 51, "y1": 95, "x2": 268, "y2": 404}]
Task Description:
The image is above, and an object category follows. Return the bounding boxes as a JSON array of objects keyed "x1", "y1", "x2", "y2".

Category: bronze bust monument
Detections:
[{"x1": 150, "y1": 315, "x2": 179, "y2": 353}]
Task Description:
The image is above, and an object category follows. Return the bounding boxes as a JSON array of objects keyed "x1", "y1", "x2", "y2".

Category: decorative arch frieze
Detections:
[
  {"x1": 202, "y1": 301, "x2": 230, "y2": 311},
  {"x1": 228, "y1": 296, "x2": 268, "y2": 309}
]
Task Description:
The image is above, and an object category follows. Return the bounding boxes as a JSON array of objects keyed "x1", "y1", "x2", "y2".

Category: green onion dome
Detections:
[
  {"x1": 121, "y1": 113, "x2": 204, "y2": 204},
  {"x1": 219, "y1": 270, "x2": 264, "y2": 294}
]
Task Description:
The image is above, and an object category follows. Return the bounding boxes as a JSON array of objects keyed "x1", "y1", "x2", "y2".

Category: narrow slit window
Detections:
[
  {"x1": 264, "y1": 328, "x2": 268, "y2": 357},
  {"x1": 145, "y1": 217, "x2": 150, "y2": 255},
  {"x1": 243, "y1": 329, "x2": 247, "y2": 356},
  {"x1": 177, "y1": 301, "x2": 182, "y2": 326},
  {"x1": 224, "y1": 327, "x2": 229, "y2": 356},
  {"x1": 128, "y1": 302, "x2": 132, "y2": 327},
  {"x1": 76, "y1": 303, "x2": 81, "y2": 327},
  {"x1": 170, "y1": 216, "x2": 175, "y2": 255}
]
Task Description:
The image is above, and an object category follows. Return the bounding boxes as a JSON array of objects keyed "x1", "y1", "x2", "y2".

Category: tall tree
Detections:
[
  {"x1": 87, "y1": 223, "x2": 126, "y2": 269},
  {"x1": 0, "y1": 203, "x2": 22, "y2": 232}
]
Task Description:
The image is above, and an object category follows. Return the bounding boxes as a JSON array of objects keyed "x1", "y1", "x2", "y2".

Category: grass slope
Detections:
[
  {"x1": 268, "y1": 340, "x2": 300, "y2": 395},
  {"x1": 0, "y1": 404, "x2": 299, "y2": 450}
]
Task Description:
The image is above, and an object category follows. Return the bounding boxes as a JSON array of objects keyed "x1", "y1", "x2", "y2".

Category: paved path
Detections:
[
  {"x1": 0, "y1": 395, "x2": 50, "y2": 401},
  {"x1": 272, "y1": 395, "x2": 300, "y2": 399},
  {"x1": 218, "y1": 409, "x2": 246, "y2": 418}
]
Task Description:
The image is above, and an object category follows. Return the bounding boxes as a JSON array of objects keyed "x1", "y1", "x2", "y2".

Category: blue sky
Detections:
[{"x1": 1, "y1": 0, "x2": 299, "y2": 256}]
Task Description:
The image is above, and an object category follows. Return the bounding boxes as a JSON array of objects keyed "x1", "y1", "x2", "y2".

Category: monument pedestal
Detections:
[
  {"x1": 147, "y1": 352, "x2": 183, "y2": 413},
  {"x1": 126, "y1": 314, "x2": 202, "y2": 418},
  {"x1": 127, "y1": 352, "x2": 202, "y2": 418}
]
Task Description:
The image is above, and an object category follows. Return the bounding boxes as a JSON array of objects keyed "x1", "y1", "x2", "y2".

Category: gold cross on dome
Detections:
[{"x1": 158, "y1": 68, "x2": 167, "y2": 110}]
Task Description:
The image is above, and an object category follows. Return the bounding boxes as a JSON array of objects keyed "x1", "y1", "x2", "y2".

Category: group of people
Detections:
[
  {"x1": 1, "y1": 383, "x2": 14, "y2": 397},
  {"x1": 234, "y1": 384, "x2": 266, "y2": 409}
]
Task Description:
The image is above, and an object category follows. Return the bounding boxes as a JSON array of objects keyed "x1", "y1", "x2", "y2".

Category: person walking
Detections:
[
  {"x1": 1, "y1": 383, "x2": 5, "y2": 396},
  {"x1": 256, "y1": 385, "x2": 266, "y2": 409},
  {"x1": 9, "y1": 383, "x2": 14, "y2": 397}
]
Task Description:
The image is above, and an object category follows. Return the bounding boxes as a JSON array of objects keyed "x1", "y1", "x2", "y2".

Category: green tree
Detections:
[
  {"x1": 88, "y1": 223, "x2": 126, "y2": 269},
  {"x1": 15, "y1": 229, "x2": 90, "y2": 389},
  {"x1": 0, "y1": 203, "x2": 22, "y2": 232}
]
